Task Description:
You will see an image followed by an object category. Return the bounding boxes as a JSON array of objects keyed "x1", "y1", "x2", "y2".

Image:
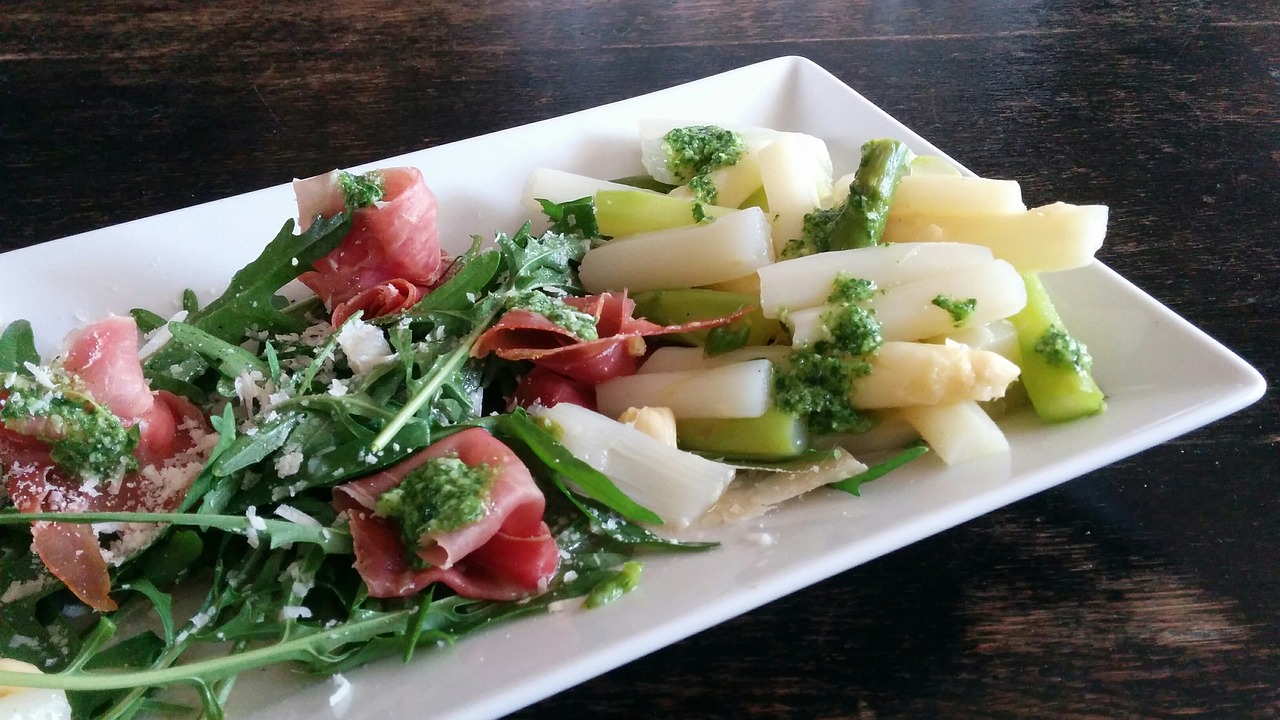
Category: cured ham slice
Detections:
[
  {"x1": 509, "y1": 366, "x2": 597, "y2": 411},
  {"x1": 330, "y1": 279, "x2": 425, "y2": 328},
  {"x1": 0, "y1": 316, "x2": 213, "y2": 612},
  {"x1": 295, "y1": 167, "x2": 448, "y2": 318},
  {"x1": 473, "y1": 292, "x2": 749, "y2": 385},
  {"x1": 333, "y1": 428, "x2": 558, "y2": 601}
]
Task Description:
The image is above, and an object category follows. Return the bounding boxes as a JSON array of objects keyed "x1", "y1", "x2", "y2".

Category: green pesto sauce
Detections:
[
  {"x1": 662, "y1": 126, "x2": 745, "y2": 184},
  {"x1": 691, "y1": 201, "x2": 710, "y2": 224},
  {"x1": 663, "y1": 125, "x2": 744, "y2": 205},
  {"x1": 0, "y1": 370, "x2": 140, "y2": 480},
  {"x1": 506, "y1": 290, "x2": 599, "y2": 341},
  {"x1": 585, "y1": 561, "x2": 643, "y2": 608},
  {"x1": 338, "y1": 170, "x2": 386, "y2": 210},
  {"x1": 688, "y1": 175, "x2": 719, "y2": 205},
  {"x1": 784, "y1": 204, "x2": 843, "y2": 259},
  {"x1": 773, "y1": 351, "x2": 875, "y2": 435},
  {"x1": 816, "y1": 274, "x2": 882, "y2": 357},
  {"x1": 532, "y1": 415, "x2": 564, "y2": 441},
  {"x1": 819, "y1": 305, "x2": 883, "y2": 357},
  {"x1": 376, "y1": 457, "x2": 495, "y2": 543},
  {"x1": 932, "y1": 294, "x2": 977, "y2": 326},
  {"x1": 827, "y1": 273, "x2": 878, "y2": 305},
  {"x1": 1034, "y1": 324, "x2": 1093, "y2": 373}
]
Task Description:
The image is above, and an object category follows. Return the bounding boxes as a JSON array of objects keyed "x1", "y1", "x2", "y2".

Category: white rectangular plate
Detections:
[{"x1": 0, "y1": 56, "x2": 1265, "y2": 720}]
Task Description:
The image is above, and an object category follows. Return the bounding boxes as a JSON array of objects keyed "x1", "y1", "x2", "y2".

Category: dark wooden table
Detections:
[{"x1": 2, "y1": 2, "x2": 1277, "y2": 718}]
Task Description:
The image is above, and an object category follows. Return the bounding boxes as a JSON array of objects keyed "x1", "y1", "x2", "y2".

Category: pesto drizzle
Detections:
[
  {"x1": 1034, "y1": 324, "x2": 1093, "y2": 373},
  {"x1": 0, "y1": 368, "x2": 140, "y2": 481},
  {"x1": 662, "y1": 125, "x2": 746, "y2": 205},
  {"x1": 931, "y1": 294, "x2": 977, "y2": 326},
  {"x1": 774, "y1": 272, "x2": 883, "y2": 434},
  {"x1": 817, "y1": 273, "x2": 883, "y2": 357},
  {"x1": 375, "y1": 457, "x2": 496, "y2": 547},
  {"x1": 338, "y1": 170, "x2": 386, "y2": 210},
  {"x1": 505, "y1": 290, "x2": 599, "y2": 341}
]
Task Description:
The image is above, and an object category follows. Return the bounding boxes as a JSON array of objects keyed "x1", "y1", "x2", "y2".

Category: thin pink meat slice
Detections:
[
  {"x1": 333, "y1": 428, "x2": 559, "y2": 601},
  {"x1": 1, "y1": 316, "x2": 211, "y2": 611},
  {"x1": 473, "y1": 291, "x2": 751, "y2": 385},
  {"x1": 295, "y1": 167, "x2": 447, "y2": 315}
]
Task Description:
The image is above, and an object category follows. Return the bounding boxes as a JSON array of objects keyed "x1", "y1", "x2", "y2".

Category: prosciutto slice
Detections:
[
  {"x1": 333, "y1": 428, "x2": 558, "y2": 601},
  {"x1": 330, "y1": 279, "x2": 425, "y2": 328},
  {"x1": 295, "y1": 167, "x2": 448, "y2": 318},
  {"x1": 0, "y1": 316, "x2": 212, "y2": 612},
  {"x1": 508, "y1": 366, "x2": 597, "y2": 411},
  {"x1": 472, "y1": 292, "x2": 750, "y2": 385}
]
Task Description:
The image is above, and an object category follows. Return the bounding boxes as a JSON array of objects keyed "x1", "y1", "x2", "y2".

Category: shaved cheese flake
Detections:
[
  {"x1": 698, "y1": 451, "x2": 867, "y2": 528},
  {"x1": 335, "y1": 319, "x2": 396, "y2": 375},
  {"x1": 274, "y1": 504, "x2": 321, "y2": 527}
]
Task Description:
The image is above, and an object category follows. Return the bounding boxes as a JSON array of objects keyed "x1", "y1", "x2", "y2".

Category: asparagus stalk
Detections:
[
  {"x1": 594, "y1": 190, "x2": 732, "y2": 237},
  {"x1": 829, "y1": 138, "x2": 914, "y2": 250},
  {"x1": 677, "y1": 408, "x2": 808, "y2": 460},
  {"x1": 1008, "y1": 273, "x2": 1105, "y2": 422},
  {"x1": 783, "y1": 139, "x2": 914, "y2": 257}
]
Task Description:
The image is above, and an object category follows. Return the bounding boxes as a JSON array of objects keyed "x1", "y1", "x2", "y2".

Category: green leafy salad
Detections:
[{"x1": 0, "y1": 121, "x2": 1109, "y2": 719}]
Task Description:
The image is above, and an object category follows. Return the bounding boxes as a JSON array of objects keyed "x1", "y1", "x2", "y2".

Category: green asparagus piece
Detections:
[
  {"x1": 594, "y1": 190, "x2": 732, "y2": 237},
  {"x1": 784, "y1": 139, "x2": 913, "y2": 257},
  {"x1": 677, "y1": 408, "x2": 809, "y2": 460},
  {"x1": 1009, "y1": 273, "x2": 1105, "y2": 422}
]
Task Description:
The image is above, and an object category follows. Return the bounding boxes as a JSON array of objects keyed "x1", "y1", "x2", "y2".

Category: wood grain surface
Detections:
[{"x1": 1, "y1": 2, "x2": 1276, "y2": 718}]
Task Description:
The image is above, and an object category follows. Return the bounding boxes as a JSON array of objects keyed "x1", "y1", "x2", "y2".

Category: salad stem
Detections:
[
  {"x1": 0, "y1": 611, "x2": 415, "y2": 693},
  {"x1": 369, "y1": 312, "x2": 496, "y2": 453}
]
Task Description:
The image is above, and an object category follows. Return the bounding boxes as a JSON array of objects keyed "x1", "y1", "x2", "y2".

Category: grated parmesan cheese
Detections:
[
  {"x1": 1, "y1": 577, "x2": 54, "y2": 604},
  {"x1": 329, "y1": 673, "x2": 352, "y2": 710},
  {"x1": 245, "y1": 506, "x2": 265, "y2": 548},
  {"x1": 246, "y1": 506, "x2": 267, "y2": 531},
  {"x1": 138, "y1": 310, "x2": 188, "y2": 359},
  {"x1": 274, "y1": 504, "x2": 320, "y2": 527},
  {"x1": 274, "y1": 445, "x2": 304, "y2": 478},
  {"x1": 335, "y1": 319, "x2": 396, "y2": 375},
  {"x1": 280, "y1": 605, "x2": 313, "y2": 620}
]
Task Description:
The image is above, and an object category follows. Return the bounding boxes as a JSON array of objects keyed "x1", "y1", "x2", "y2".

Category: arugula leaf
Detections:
[
  {"x1": 537, "y1": 196, "x2": 601, "y2": 239},
  {"x1": 67, "y1": 632, "x2": 165, "y2": 720},
  {"x1": 181, "y1": 289, "x2": 201, "y2": 315},
  {"x1": 167, "y1": 321, "x2": 269, "y2": 381},
  {"x1": 495, "y1": 409, "x2": 662, "y2": 525},
  {"x1": 120, "y1": 580, "x2": 177, "y2": 645},
  {"x1": 0, "y1": 607, "x2": 417, "y2": 694},
  {"x1": 408, "y1": 245, "x2": 501, "y2": 316},
  {"x1": 829, "y1": 444, "x2": 929, "y2": 496},
  {"x1": 207, "y1": 413, "x2": 301, "y2": 478},
  {"x1": 549, "y1": 484, "x2": 716, "y2": 552},
  {"x1": 130, "y1": 308, "x2": 169, "y2": 335},
  {"x1": 498, "y1": 224, "x2": 588, "y2": 296},
  {"x1": 144, "y1": 212, "x2": 351, "y2": 384},
  {"x1": 186, "y1": 213, "x2": 351, "y2": 339},
  {"x1": 124, "y1": 529, "x2": 204, "y2": 589},
  {"x1": 0, "y1": 319, "x2": 39, "y2": 373},
  {"x1": 0, "y1": 510, "x2": 353, "y2": 554},
  {"x1": 181, "y1": 404, "x2": 238, "y2": 512},
  {"x1": 369, "y1": 320, "x2": 492, "y2": 453}
]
